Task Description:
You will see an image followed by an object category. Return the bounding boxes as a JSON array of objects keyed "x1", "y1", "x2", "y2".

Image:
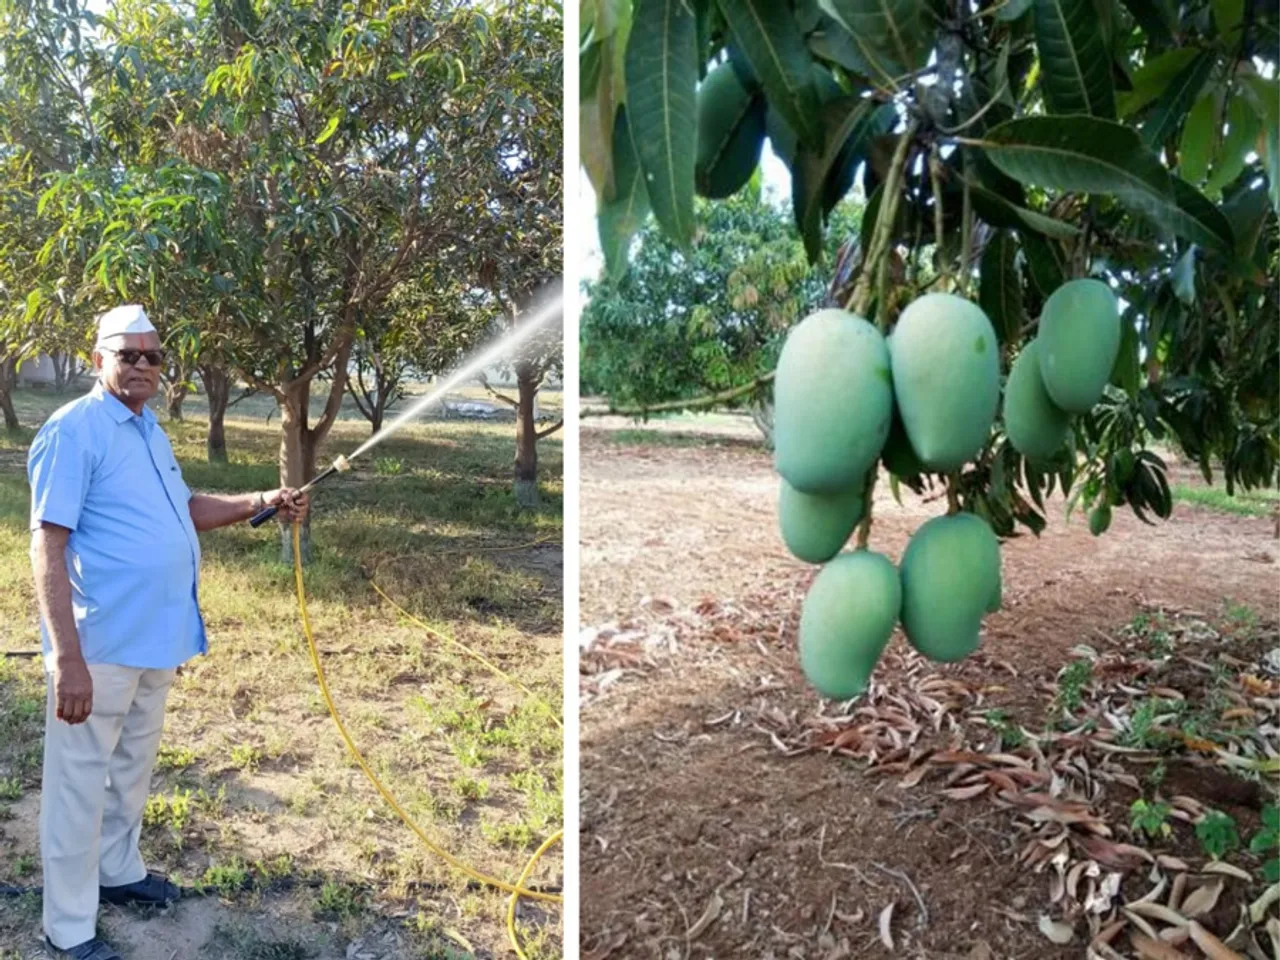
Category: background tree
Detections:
[
  {"x1": 580, "y1": 0, "x2": 1279, "y2": 539},
  {"x1": 582, "y1": 188, "x2": 860, "y2": 443}
]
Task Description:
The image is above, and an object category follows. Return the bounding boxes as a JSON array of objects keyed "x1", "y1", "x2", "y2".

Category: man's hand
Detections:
[
  {"x1": 263, "y1": 488, "x2": 309, "y2": 523},
  {"x1": 54, "y1": 657, "x2": 93, "y2": 724}
]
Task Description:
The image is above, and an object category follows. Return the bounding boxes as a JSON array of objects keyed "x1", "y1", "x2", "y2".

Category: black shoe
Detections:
[
  {"x1": 99, "y1": 872, "x2": 180, "y2": 907},
  {"x1": 45, "y1": 936, "x2": 124, "y2": 959}
]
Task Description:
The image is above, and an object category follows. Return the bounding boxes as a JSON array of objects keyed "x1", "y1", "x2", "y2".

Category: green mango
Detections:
[
  {"x1": 799, "y1": 550, "x2": 901, "y2": 700},
  {"x1": 1004, "y1": 339, "x2": 1071, "y2": 463},
  {"x1": 774, "y1": 308, "x2": 894, "y2": 493},
  {"x1": 1037, "y1": 278, "x2": 1121, "y2": 414},
  {"x1": 778, "y1": 478, "x2": 865, "y2": 564},
  {"x1": 899, "y1": 513, "x2": 1002, "y2": 663},
  {"x1": 890, "y1": 294, "x2": 1000, "y2": 472},
  {"x1": 695, "y1": 63, "x2": 766, "y2": 199}
]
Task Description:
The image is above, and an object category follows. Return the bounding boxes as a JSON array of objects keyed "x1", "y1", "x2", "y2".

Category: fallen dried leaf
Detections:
[
  {"x1": 1040, "y1": 916, "x2": 1075, "y2": 944},
  {"x1": 1128, "y1": 902, "x2": 1190, "y2": 927},
  {"x1": 1200, "y1": 862, "x2": 1252, "y2": 883},
  {"x1": 1249, "y1": 883, "x2": 1280, "y2": 925},
  {"x1": 879, "y1": 903, "x2": 895, "y2": 951},
  {"x1": 1170, "y1": 873, "x2": 1189, "y2": 913},
  {"x1": 1130, "y1": 933, "x2": 1193, "y2": 959},
  {"x1": 1188, "y1": 921, "x2": 1245, "y2": 960},
  {"x1": 1159, "y1": 856, "x2": 1192, "y2": 872},
  {"x1": 1093, "y1": 919, "x2": 1127, "y2": 946},
  {"x1": 1160, "y1": 926, "x2": 1192, "y2": 946},
  {"x1": 1124, "y1": 908, "x2": 1162, "y2": 941},
  {"x1": 687, "y1": 891, "x2": 723, "y2": 940},
  {"x1": 942, "y1": 783, "x2": 989, "y2": 801},
  {"x1": 1182, "y1": 879, "x2": 1225, "y2": 919}
]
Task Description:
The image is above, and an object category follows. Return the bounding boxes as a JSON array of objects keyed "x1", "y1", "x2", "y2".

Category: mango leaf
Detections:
[
  {"x1": 1117, "y1": 48, "x2": 1198, "y2": 117},
  {"x1": 793, "y1": 99, "x2": 892, "y2": 261},
  {"x1": 625, "y1": 0, "x2": 698, "y2": 247},
  {"x1": 979, "y1": 230, "x2": 1026, "y2": 345},
  {"x1": 818, "y1": 0, "x2": 931, "y2": 90},
  {"x1": 1240, "y1": 76, "x2": 1279, "y2": 214},
  {"x1": 315, "y1": 112, "x2": 342, "y2": 144},
  {"x1": 996, "y1": 0, "x2": 1034, "y2": 22},
  {"x1": 598, "y1": 108, "x2": 651, "y2": 279},
  {"x1": 1211, "y1": 0, "x2": 1243, "y2": 38},
  {"x1": 808, "y1": 14, "x2": 883, "y2": 79},
  {"x1": 1032, "y1": 0, "x2": 1115, "y2": 118},
  {"x1": 1140, "y1": 52, "x2": 1215, "y2": 149},
  {"x1": 1119, "y1": 0, "x2": 1176, "y2": 46},
  {"x1": 1021, "y1": 232, "x2": 1066, "y2": 295},
  {"x1": 1204, "y1": 92, "x2": 1260, "y2": 197},
  {"x1": 1221, "y1": 178, "x2": 1271, "y2": 262},
  {"x1": 1111, "y1": 312, "x2": 1141, "y2": 398},
  {"x1": 1171, "y1": 246, "x2": 1196, "y2": 303},
  {"x1": 1179, "y1": 93, "x2": 1217, "y2": 184},
  {"x1": 976, "y1": 116, "x2": 1233, "y2": 251},
  {"x1": 968, "y1": 179, "x2": 1082, "y2": 238},
  {"x1": 716, "y1": 0, "x2": 824, "y2": 150}
]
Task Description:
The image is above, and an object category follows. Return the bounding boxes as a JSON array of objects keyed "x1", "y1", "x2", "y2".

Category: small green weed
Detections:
[
  {"x1": 0, "y1": 777, "x2": 21, "y2": 801},
  {"x1": 374, "y1": 456, "x2": 405, "y2": 476},
  {"x1": 1130, "y1": 799, "x2": 1173, "y2": 840},
  {"x1": 314, "y1": 880, "x2": 365, "y2": 920},
  {"x1": 1123, "y1": 698, "x2": 1174, "y2": 749},
  {"x1": 983, "y1": 709, "x2": 1025, "y2": 749},
  {"x1": 230, "y1": 744, "x2": 263, "y2": 772},
  {"x1": 1054, "y1": 659, "x2": 1093, "y2": 716},
  {"x1": 1197, "y1": 809, "x2": 1240, "y2": 860},
  {"x1": 1224, "y1": 600, "x2": 1259, "y2": 633},
  {"x1": 11, "y1": 853, "x2": 35, "y2": 878},
  {"x1": 451, "y1": 776, "x2": 488, "y2": 801},
  {"x1": 144, "y1": 788, "x2": 193, "y2": 832},
  {"x1": 1250, "y1": 805, "x2": 1280, "y2": 883},
  {"x1": 155, "y1": 744, "x2": 198, "y2": 772},
  {"x1": 481, "y1": 819, "x2": 534, "y2": 849},
  {"x1": 202, "y1": 858, "x2": 251, "y2": 898}
]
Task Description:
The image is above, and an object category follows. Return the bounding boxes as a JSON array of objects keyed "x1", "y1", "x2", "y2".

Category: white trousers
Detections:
[{"x1": 40, "y1": 663, "x2": 175, "y2": 949}]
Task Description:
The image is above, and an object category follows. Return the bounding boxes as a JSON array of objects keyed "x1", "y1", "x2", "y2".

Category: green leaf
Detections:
[
  {"x1": 1211, "y1": 0, "x2": 1242, "y2": 38},
  {"x1": 818, "y1": 0, "x2": 931, "y2": 90},
  {"x1": 625, "y1": 0, "x2": 698, "y2": 247},
  {"x1": 976, "y1": 116, "x2": 1233, "y2": 251},
  {"x1": 792, "y1": 99, "x2": 891, "y2": 261},
  {"x1": 1140, "y1": 52, "x2": 1215, "y2": 150},
  {"x1": 1179, "y1": 93, "x2": 1217, "y2": 184},
  {"x1": 968, "y1": 180, "x2": 1082, "y2": 238},
  {"x1": 315, "y1": 112, "x2": 342, "y2": 144},
  {"x1": 1205, "y1": 92, "x2": 1260, "y2": 197},
  {"x1": 1118, "y1": 0, "x2": 1176, "y2": 45},
  {"x1": 1117, "y1": 48, "x2": 1198, "y2": 118},
  {"x1": 598, "y1": 108, "x2": 651, "y2": 278},
  {"x1": 1171, "y1": 246, "x2": 1196, "y2": 304},
  {"x1": 1021, "y1": 232, "x2": 1066, "y2": 295},
  {"x1": 1032, "y1": 0, "x2": 1115, "y2": 117},
  {"x1": 716, "y1": 0, "x2": 824, "y2": 150},
  {"x1": 996, "y1": 0, "x2": 1034, "y2": 22},
  {"x1": 979, "y1": 230, "x2": 1026, "y2": 345},
  {"x1": 1242, "y1": 77, "x2": 1279, "y2": 215},
  {"x1": 1221, "y1": 178, "x2": 1271, "y2": 262},
  {"x1": 1111, "y1": 313, "x2": 1140, "y2": 397}
]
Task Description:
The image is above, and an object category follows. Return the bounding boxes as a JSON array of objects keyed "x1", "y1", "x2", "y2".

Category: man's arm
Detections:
[
  {"x1": 189, "y1": 489, "x2": 309, "y2": 532},
  {"x1": 31, "y1": 523, "x2": 93, "y2": 724}
]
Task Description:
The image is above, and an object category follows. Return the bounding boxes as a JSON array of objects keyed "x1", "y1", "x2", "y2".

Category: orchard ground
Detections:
[
  {"x1": 579, "y1": 408, "x2": 1278, "y2": 959},
  {"x1": 0, "y1": 382, "x2": 564, "y2": 960}
]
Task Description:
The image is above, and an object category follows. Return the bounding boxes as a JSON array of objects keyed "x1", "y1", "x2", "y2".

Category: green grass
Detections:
[
  {"x1": 0, "y1": 383, "x2": 563, "y2": 956},
  {"x1": 1171, "y1": 483, "x2": 1280, "y2": 517}
]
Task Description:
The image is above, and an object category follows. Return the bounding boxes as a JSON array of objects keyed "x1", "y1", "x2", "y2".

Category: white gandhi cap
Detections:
[{"x1": 95, "y1": 304, "x2": 156, "y2": 348}]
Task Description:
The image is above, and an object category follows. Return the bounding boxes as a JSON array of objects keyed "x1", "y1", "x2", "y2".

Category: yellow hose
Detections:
[{"x1": 289, "y1": 523, "x2": 562, "y2": 956}]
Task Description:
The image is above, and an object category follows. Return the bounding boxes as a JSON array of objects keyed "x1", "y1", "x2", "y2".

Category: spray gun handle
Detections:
[{"x1": 249, "y1": 504, "x2": 279, "y2": 528}]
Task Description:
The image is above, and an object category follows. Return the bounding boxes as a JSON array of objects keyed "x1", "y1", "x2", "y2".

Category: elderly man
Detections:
[{"x1": 27, "y1": 305, "x2": 308, "y2": 960}]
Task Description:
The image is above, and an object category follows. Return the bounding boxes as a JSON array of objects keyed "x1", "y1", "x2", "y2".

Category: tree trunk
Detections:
[
  {"x1": 513, "y1": 361, "x2": 539, "y2": 508},
  {"x1": 52, "y1": 352, "x2": 71, "y2": 393},
  {"x1": 0, "y1": 357, "x2": 19, "y2": 431},
  {"x1": 750, "y1": 400, "x2": 775, "y2": 451},
  {"x1": 200, "y1": 364, "x2": 230, "y2": 463},
  {"x1": 166, "y1": 383, "x2": 188, "y2": 421}
]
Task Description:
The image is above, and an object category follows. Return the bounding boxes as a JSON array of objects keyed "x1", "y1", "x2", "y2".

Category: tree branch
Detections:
[
  {"x1": 477, "y1": 373, "x2": 520, "y2": 408},
  {"x1": 535, "y1": 418, "x2": 564, "y2": 439},
  {"x1": 581, "y1": 372, "x2": 775, "y2": 419}
]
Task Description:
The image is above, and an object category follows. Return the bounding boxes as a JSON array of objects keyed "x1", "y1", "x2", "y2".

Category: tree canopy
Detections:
[{"x1": 580, "y1": 0, "x2": 1279, "y2": 537}]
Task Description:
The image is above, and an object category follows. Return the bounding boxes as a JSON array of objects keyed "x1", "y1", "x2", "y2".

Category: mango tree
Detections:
[{"x1": 580, "y1": 0, "x2": 1278, "y2": 693}]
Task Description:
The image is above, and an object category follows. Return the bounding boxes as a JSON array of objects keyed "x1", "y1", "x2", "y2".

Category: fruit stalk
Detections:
[{"x1": 847, "y1": 120, "x2": 919, "y2": 318}]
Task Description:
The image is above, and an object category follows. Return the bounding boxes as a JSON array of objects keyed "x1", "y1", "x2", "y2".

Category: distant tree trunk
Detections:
[
  {"x1": 751, "y1": 400, "x2": 774, "y2": 450},
  {"x1": 347, "y1": 339, "x2": 401, "y2": 437},
  {"x1": 164, "y1": 361, "x2": 189, "y2": 421},
  {"x1": 276, "y1": 337, "x2": 353, "y2": 564},
  {"x1": 0, "y1": 357, "x2": 19, "y2": 431},
  {"x1": 51, "y1": 352, "x2": 73, "y2": 393},
  {"x1": 514, "y1": 360, "x2": 540, "y2": 508},
  {"x1": 200, "y1": 364, "x2": 230, "y2": 463}
]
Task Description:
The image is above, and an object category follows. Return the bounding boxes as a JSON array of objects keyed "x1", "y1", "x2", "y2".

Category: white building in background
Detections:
[{"x1": 15, "y1": 353, "x2": 58, "y2": 386}]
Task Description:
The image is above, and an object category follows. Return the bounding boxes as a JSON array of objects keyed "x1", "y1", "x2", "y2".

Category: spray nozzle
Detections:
[{"x1": 248, "y1": 454, "x2": 354, "y2": 528}]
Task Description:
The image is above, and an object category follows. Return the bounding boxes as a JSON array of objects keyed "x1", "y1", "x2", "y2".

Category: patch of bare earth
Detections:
[{"x1": 579, "y1": 426, "x2": 1279, "y2": 960}]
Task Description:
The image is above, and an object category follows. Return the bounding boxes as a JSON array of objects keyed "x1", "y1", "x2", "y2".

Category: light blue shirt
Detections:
[{"x1": 27, "y1": 383, "x2": 208, "y2": 671}]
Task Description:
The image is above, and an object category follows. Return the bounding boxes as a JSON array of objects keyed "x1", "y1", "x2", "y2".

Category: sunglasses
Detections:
[{"x1": 103, "y1": 348, "x2": 166, "y2": 367}]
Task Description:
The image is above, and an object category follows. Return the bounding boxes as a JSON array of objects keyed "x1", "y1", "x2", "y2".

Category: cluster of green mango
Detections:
[{"x1": 774, "y1": 282, "x2": 1120, "y2": 700}]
